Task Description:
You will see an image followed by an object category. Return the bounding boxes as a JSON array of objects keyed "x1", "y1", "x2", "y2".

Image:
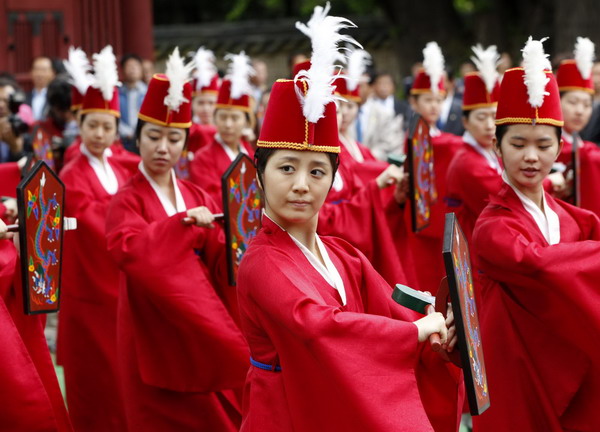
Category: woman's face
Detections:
[
  {"x1": 262, "y1": 149, "x2": 333, "y2": 229},
  {"x1": 560, "y1": 90, "x2": 593, "y2": 134},
  {"x1": 80, "y1": 112, "x2": 117, "y2": 158},
  {"x1": 463, "y1": 107, "x2": 496, "y2": 149},
  {"x1": 138, "y1": 122, "x2": 186, "y2": 176},
  {"x1": 498, "y1": 124, "x2": 561, "y2": 194},
  {"x1": 215, "y1": 108, "x2": 247, "y2": 146},
  {"x1": 192, "y1": 92, "x2": 217, "y2": 125},
  {"x1": 338, "y1": 100, "x2": 359, "y2": 133},
  {"x1": 411, "y1": 93, "x2": 443, "y2": 126}
]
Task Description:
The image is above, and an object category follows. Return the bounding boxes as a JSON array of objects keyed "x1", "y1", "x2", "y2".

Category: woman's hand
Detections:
[
  {"x1": 376, "y1": 164, "x2": 404, "y2": 189},
  {"x1": 393, "y1": 172, "x2": 410, "y2": 205},
  {"x1": 2, "y1": 198, "x2": 18, "y2": 223},
  {"x1": 442, "y1": 304, "x2": 458, "y2": 352},
  {"x1": 0, "y1": 219, "x2": 13, "y2": 241},
  {"x1": 547, "y1": 172, "x2": 568, "y2": 199},
  {"x1": 186, "y1": 206, "x2": 216, "y2": 229},
  {"x1": 413, "y1": 306, "x2": 448, "y2": 343}
]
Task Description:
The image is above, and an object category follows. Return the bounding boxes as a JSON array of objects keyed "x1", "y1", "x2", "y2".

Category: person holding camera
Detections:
[{"x1": 0, "y1": 78, "x2": 30, "y2": 163}]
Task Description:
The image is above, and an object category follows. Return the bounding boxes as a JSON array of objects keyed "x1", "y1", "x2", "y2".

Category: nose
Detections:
[
  {"x1": 156, "y1": 136, "x2": 168, "y2": 153},
  {"x1": 523, "y1": 145, "x2": 539, "y2": 162},
  {"x1": 291, "y1": 171, "x2": 309, "y2": 194}
]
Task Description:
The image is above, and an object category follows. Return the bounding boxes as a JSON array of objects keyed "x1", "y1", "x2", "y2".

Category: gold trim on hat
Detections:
[
  {"x1": 462, "y1": 102, "x2": 498, "y2": 111},
  {"x1": 410, "y1": 88, "x2": 447, "y2": 96},
  {"x1": 558, "y1": 85, "x2": 594, "y2": 94},
  {"x1": 137, "y1": 112, "x2": 192, "y2": 128},
  {"x1": 495, "y1": 116, "x2": 564, "y2": 127},
  {"x1": 256, "y1": 140, "x2": 340, "y2": 153},
  {"x1": 79, "y1": 108, "x2": 121, "y2": 118}
]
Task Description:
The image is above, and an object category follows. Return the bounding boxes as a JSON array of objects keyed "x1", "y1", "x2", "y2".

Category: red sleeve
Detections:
[{"x1": 105, "y1": 189, "x2": 248, "y2": 392}]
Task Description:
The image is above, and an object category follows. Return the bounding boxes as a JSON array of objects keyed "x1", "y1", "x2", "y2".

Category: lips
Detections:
[
  {"x1": 521, "y1": 167, "x2": 539, "y2": 178},
  {"x1": 289, "y1": 200, "x2": 311, "y2": 207}
]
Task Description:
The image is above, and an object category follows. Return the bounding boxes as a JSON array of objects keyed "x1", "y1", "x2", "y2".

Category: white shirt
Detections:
[
  {"x1": 80, "y1": 145, "x2": 119, "y2": 195},
  {"x1": 502, "y1": 171, "x2": 560, "y2": 245},
  {"x1": 265, "y1": 213, "x2": 347, "y2": 305},
  {"x1": 31, "y1": 88, "x2": 47, "y2": 121},
  {"x1": 215, "y1": 134, "x2": 249, "y2": 162},
  {"x1": 138, "y1": 162, "x2": 186, "y2": 216},
  {"x1": 463, "y1": 132, "x2": 502, "y2": 174}
]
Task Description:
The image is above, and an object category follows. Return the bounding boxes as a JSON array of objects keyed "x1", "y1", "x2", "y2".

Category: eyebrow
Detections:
[
  {"x1": 508, "y1": 135, "x2": 553, "y2": 142},
  {"x1": 276, "y1": 156, "x2": 329, "y2": 166}
]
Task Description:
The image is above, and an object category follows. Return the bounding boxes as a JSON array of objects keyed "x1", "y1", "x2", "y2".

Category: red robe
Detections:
[
  {"x1": 63, "y1": 139, "x2": 140, "y2": 175},
  {"x1": 190, "y1": 137, "x2": 255, "y2": 210},
  {"x1": 406, "y1": 132, "x2": 463, "y2": 293},
  {"x1": 0, "y1": 161, "x2": 21, "y2": 197},
  {"x1": 339, "y1": 138, "x2": 388, "y2": 185},
  {"x1": 237, "y1": 216, "x2": 463, "y2": 432},
  {"x1": 189, "y1": 123, "x2": 218, "y2": 153},
  {"x1": 57, "y1": 153, "x2": 130, "y2": 431},
  {"x1": 445, "y1": 142, "x2": 503, "y2": 246},
  {"x1": 0, "y1": 240, "x2": 72, "y2": 431},
  {"x1": 557, "y1": 133, "x2": 600, "y2": 218},
  {"x1": 472, "y1": 184, "x2": 600, "y2": 432},
  {"x1": 105, "y1": 171, "x2": 249, "y2": 431}
]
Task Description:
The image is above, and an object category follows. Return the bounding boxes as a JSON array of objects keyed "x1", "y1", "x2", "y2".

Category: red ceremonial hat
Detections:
[
  {"x1": 495, "y1": 68, "x2": 563, "y2": 127},
  {"x1": 556, "y1": 60, "x2": 594, "y2": 94},
  {"x1": 462, "y1": 72, "x2": 500, "y2": 110},
  {"x1": 138, "y1": 74, "x2": 193, "y2": 128},
  {"x1": 495, "y1": 38, "x2": 563, "y2": 127},
  {"x1": 79, "y1": 45, "x2": 120, "y2": 117},
  {"x1": 257, "y1": 79, "x2": 339, "y2": 153},
  {"x1": 80, "y1": 87, "x2": 120, "y2": 117},
  {"x1": 292, "y1": 60, "x2": 311, "y2": 78},
  {"x1": 192, "y1": 75, "x2": 220, "y2": 96},
  {"x1": 216, "y1": 79, "x2": 252, "y2": 112},
  {"x1": 333, "y1": 75, "x2": 360, "y2": 102},
  {"x1": 411, "y1": 68, "x2": 446, "y2": 95}
]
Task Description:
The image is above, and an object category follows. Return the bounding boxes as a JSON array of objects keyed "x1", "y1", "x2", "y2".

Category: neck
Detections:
[
  {"x1": 521, "y1": 185, "x2": 544, "y2": 210},
  {"x1": 266, "y1": 209, "x2": 319, "y2": 253},
  {"x1": 149, "y1": 167, "x2": 172, "y2": 189}
]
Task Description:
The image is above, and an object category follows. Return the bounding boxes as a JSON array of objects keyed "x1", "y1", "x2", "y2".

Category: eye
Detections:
[
  {"x1": 147, "y1": 134, "x2": 160, "y2": 141},
  {"x1": 510, "y1": 143, "x2": 524, "y2": 148},
  {"x1": 279, "y1": 165, "x2": 294, "y2": 173},
  {"x1": 538, "y1": 145, "x2": 552, "y2": 150},
  {"x1": 311, "y1": 168, "x2": 326, "y2": 178}
]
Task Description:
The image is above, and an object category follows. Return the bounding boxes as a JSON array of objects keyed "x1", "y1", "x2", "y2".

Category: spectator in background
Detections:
[
  {"x1": 142, "y1": 58, "x2": 155, "y2": 85},
  {"x1": 250, "y1": 59, "x2": 268, "y2": 112},
  {"x1": 27, "y1": 56, "x2": 57, "y2": 122},
  {"x1": 438, "y1": 68, "x2": 465, "y2": 136},
  {"x1": 0, "y1": 78, "x2": 28, "y2": 162},
  {"x1": 497, "y1": 52, "x2": 513, "y2": 80},
  {"x1": 287, "y1": 51, "x2": 309, "y2": 78},
  {"x1": 581, "y1": 61, "x2": 600, "y2": 145},
  {"x1": 118, "y1": 54, "x2": 147, "y2": 153},
  {"x1": 357, "y1": 71, "x2": 405, "y2": 160},
  {"x1": 403, "y1": 62, "x2": 422, "y2": 98}
]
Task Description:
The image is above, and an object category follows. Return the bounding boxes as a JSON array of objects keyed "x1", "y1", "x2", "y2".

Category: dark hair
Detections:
[
  {"x1": 121, "y1": 53, "x2": 143, "y2": 69},
  {"x1": 135, "y1": 119, "x2": 190, "y2": 147},
  {"x1": 80, "y1": 113, "x2": 120, "y2": 130},
  {"x1": 495, "y1": 124, "x2": 562, "y2": 149},
  {"x1": 0, "y1": 77, "x2": 17, "y2": 90},
  {"x1": 462, "y1": 109, "x2": 471, "y2": 120},
  {"x1": 254, "y1": 147, "x2": 340, "y2": 191},
  {"x1": 372, "y1": 71, "x2": 396, "y2": 87},
  {"x1": 47, "y1": 79, "x2": 72, "y2": 111}
]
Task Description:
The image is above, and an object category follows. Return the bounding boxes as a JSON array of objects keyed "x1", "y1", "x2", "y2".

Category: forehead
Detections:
[
  {"x1": 216, "y1": 108, "x2": 245, "y2": 118},
  {"x1": 269, "y1": 149, "x2": 330, "y2": 164},
  {"x1": 0, "y1": 86, "x2": 14, "y2": 97},
  {"x1": 142, "y1": 123, "x2": 185, "y2": 135},
  {"x1": 469, "y1": 107, "x2": 497, "y2": 117},
  {"x1": 562, "y1": 90, "x2": 592, "y2": 102},
  {"x1": 504, "y1": 124, "x2": 557, "y2": 140},
  {"x1": 83, "y1": 112, "x2": 117, "y2": 123}
]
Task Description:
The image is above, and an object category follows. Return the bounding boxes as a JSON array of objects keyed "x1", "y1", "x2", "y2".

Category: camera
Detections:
[{"x1": 8, "y1": 90, "x2": 30, "y2": 137}]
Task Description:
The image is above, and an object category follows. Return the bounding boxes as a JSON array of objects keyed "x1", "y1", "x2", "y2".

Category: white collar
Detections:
[
  {"x1": 463, "y1": 132, "x2": 502, "y2": 174},
  {"x1": 339, "y1": 134, "x2": 365, "y2": 163},
  {"x1": 265, "y1": 212, "x2": 347, "y2": 305},
  {"x1": 215, "y1": 134, "x2": 248, "y2": 162},
  {"x1": 80, "y1": 144, "x2": 118, "y2": 195},
  {"x1": 138, "y1": 162, "x2": 186, "y2": 216},
  {"x1": 561, "y1": 130, "x2": 581, "y2": 148},
  {"x1": 429, "y1": 126, "x2": 441, "y2": 137},
  {"x1": 502, "y1": 171, "x2": 560, "y2": 245}
]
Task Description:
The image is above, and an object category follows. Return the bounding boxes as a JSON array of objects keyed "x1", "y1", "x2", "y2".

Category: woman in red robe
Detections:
[
  {"x1": 406, "y1": 43, "x2": 463, "y2": 293},
  {"x1": 472, "y1": 39, "x2": 600, "y2": 432},
  {"x1": 0, "y1": 220, "x2": 72, "y2": 431},
  {"x1": 555, "y1": 44, "x2": 600, "y2": 217},
  {"x1": 57, "y1": 45, "x2": 130, "y2": 432},
  {"x1": 190, "y1": 52, "x2": 255, "y2": 208},
  {"x1": 238, "y1": 13, "x2": 464, "y2": 430},
  {"x1": 105, "y1": 50, "x2": 248, "y2": 432}
]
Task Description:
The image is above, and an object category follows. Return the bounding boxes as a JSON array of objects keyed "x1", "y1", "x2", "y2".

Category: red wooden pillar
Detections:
[{"x1": 120, "y1": 0, "x2": 154, "y2": 60}]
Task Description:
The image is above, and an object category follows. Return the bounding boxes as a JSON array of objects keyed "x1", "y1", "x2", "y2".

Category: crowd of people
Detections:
[{"x1": 1, "y1": 3, "x2": 600, "y2": 432}]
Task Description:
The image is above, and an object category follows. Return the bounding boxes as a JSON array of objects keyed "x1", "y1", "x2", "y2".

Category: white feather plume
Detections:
[
  {"x1": 294, "y1": 2, "x2": 361, "y2": 123},
  {"x1": 91, "y1": 45, "x2": 120, "y2": 101},
  {"x1": 471, "y1": 44, "x2": 500, "y2": 94},
  {"x1": 164, "y1": 47, "x2": 195, "y2": 112},
  {"x1": 193, "y1": 47, "x2": 217, "y2": 90},
  {"x1": 223, "y1": 51, "x2": 255, "y2": 100},
  {"x1": 346, "y1": 48, "x2": 371, "y2": 92},
  {"x1": 574, "y1": 37, "x2": 595, "y2": 80},
  {"x1": 521, "y1": 36, "x2": 551, "y2": 108},
  {"x1": 63, "y1": 46, "x2": 93, "y2": 96},
  {"x1": 422, "y1": 42, "x2": 445, "y2": 94}
]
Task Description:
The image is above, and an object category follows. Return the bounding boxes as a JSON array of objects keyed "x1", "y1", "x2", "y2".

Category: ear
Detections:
[
  {"x1": 255, "y1": 172, "x2": 264, "y2": 191},
  {"x1": 409, "y1": 95, "x2": 418, "y2": 110},
  {"x1": 556, "y1": 138, "x2": 564, "y2": 160},
  {"x1": 493, "y1": 136, "x2": 502, "y2": 158},
  {"x1": 461, "y1": 115, "x2": 469, "y2": 130}
]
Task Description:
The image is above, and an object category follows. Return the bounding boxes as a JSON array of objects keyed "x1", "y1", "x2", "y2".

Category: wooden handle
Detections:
[
  {"x1": 429, "y1": 333, "x2": 442, "y2": 352},
  {"x1": 6, "y1": 224, "x2": 18, "y2": 233},
  {"x1": 181, "y1": 213, "x2": 224, "y2": 226}
]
